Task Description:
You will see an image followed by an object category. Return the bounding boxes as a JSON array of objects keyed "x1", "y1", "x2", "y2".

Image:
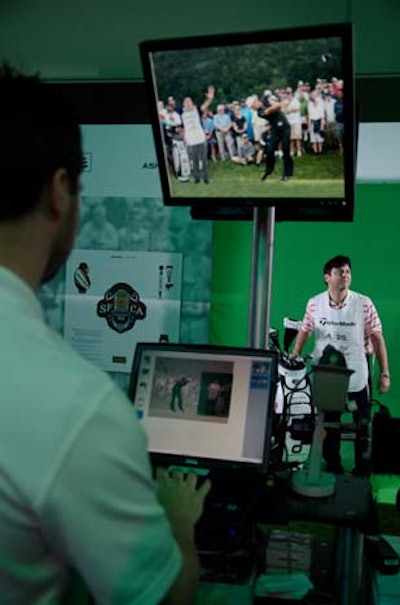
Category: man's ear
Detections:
[
  {"x1": 324, "y1": 272, "x2": 329, "y2": 285},
  {"x1": 46, "y1": 168, "x2": 70, "y2": 222}
]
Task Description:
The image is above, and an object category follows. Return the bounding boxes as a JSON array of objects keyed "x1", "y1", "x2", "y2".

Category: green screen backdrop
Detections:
[{"x1": 210, "y1": 182, "x2": 400, "y2": 415}]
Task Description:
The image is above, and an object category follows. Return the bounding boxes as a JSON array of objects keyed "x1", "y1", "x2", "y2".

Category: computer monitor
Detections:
[
  {"x1": 140, "y1": 22, "x2": 355, "y2": 221},
  {"x1": 128, "y1": 342, "x2": 278, "y2": 474}
]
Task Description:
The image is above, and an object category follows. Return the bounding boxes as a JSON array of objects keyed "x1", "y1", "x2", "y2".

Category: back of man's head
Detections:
[
  {"x1": 0, "y1": 63, "x2": 83, "y2": 221},
  {"x1": 323, "y1": 254, "x2": 351, "y2": 276}
]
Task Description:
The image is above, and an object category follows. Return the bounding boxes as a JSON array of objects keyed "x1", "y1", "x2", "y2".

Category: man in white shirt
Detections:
[
  {"x1": 307, "y1": 90, "x2": 325, "y2": 154},
  {"x1": 283, "y1": 87, "x2": 302, "y2": 157},
  {"x1": 213, "y1": 103, "x2": 236, "y2": 160},
  {"x1": 292, "y1": 254, "x2": 398, "y2": 574},
  {"x1": 292, "y1": 254, "x2": 390, "y2": 475},
  {"x1": 0, "y1": 64, "x2": 210, "y2": 605},
  {"x1": 181, "y1": 86, "x2": 214, "y2": 184},
  {"x1": 323, "y1": 90, "x2": 337, "y2": 148}
]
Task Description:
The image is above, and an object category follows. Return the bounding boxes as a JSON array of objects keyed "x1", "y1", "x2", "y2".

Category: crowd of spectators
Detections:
[{"x1": 158, "y1": 77, "x2": 345, "y2": 178}]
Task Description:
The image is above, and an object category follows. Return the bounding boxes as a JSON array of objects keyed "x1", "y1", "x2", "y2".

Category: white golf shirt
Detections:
[
  {"x1": 300, "y1": 290, "x2": 382, "y2": 392},
  {"x1": 0, "y1": 267, "x2": 181, "y2": 605}
]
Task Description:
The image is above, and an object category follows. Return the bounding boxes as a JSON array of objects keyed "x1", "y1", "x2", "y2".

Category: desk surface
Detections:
[
  {"x1": 194, "y1": 581, "x2": 254, "y2": 605},
  {"x1": 259, "y1": 474, "x2": 371, "y2": 527},
  {"x1": 193, "y1": 474, "x2": 371, "y2": 605}
]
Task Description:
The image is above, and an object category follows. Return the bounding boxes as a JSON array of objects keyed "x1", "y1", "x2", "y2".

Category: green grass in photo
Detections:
[{"x1": 170, "y1": 152, "x2": 344, "y2": 199}]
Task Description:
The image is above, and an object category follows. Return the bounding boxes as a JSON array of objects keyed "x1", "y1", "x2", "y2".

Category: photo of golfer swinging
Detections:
[
  {"x1": 148, "y1": 33, "x2": 347, "y2": 201},
  {"x1": 148, "y1": 357, "x2": 233, "y2": 423}
]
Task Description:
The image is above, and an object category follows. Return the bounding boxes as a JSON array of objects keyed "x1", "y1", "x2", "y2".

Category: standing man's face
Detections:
[
  {"x1": 183, "y1": 97, "x2": 194, "y2": 111},
  {"x1": 325, "y1": 264, "x2": 352, "y2": 291}
]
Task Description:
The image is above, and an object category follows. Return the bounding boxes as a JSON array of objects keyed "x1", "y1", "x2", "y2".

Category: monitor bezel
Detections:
[
  {"x1": 140, "y1": 22, "x2": 355, "y2": 222},
  {"x1": 129, "y1": 342, "x2": 278, "y2": 474}
]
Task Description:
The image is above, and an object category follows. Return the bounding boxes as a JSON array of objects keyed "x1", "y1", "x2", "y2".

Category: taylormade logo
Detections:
[{"x1": 319, "y1": 318, "x2": 356, "y2": 327}]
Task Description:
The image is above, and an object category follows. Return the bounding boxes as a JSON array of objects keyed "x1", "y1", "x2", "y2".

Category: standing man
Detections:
[
  {"x1": 170, "y1": 376, "x2": 189, "y2": 412},
  {"x1": 0, "y1": 64, "x2": 210, "y2": 605},
  {"x1": 252, "y1": 91, "x2": 294, "y2": 182},
  {"x1": 213, "y1": 103, "x2": 236, "y2": 161},
  {"x1": 323, "y1": 90, "x2": 337, "y2": 150},
  {"x1": 206, "y1": 378, "x2": 223, "y2": 415},
  {"x1": 292, "y1": 255, "x2": 390, "y2": 476},
  {"x1": 334, "y1": 88, "x2": 345, "y2": 156},
  {"x1": 181, "y1": 85, "x2": 214, "y2": 184},
  {"x1": 283, "y1": 87, "x2": 303, "y2": 157}
]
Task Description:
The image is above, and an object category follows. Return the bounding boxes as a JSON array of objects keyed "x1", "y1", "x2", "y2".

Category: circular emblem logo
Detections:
[{"x1": 97, "y1": 282, "x2": 146, "y2": 333}]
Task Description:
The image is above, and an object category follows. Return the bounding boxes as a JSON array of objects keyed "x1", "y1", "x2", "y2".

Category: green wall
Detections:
[
  {"x1": 0, "y1": 0, "x2": 400, "y2": 80},
  {"x1": 210, "y1": 183, "x2": 400, "y2": 414},
  {"x1": 1, "y1": 0, "x2": 399, "y2": 415}
]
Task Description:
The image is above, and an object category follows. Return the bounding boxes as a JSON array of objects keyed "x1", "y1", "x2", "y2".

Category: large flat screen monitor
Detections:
[
  {"x1": 129, "y1": 342, "x2": 278, "y2": 474},
  {"x1": 140, "y1": 23, "x2": 355, "y2": 221}
]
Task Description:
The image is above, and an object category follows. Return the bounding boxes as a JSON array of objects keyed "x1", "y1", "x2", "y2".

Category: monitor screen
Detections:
[
  {"x1": 140, "y1": 23, "x2": 355, "y2": 221},
  {"x1": 129, "y1": 343, "x2": 278, "y2": 472}
]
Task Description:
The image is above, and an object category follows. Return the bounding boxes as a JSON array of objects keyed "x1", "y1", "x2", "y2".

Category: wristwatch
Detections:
[{"x1": 380, "y1": 373, "x2": 390, "y2": 379}]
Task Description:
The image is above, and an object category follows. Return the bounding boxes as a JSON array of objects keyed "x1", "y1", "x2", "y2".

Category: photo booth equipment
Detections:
[
  {"x1": 291, "y1": 364, "x2": 354, "y2": 498},
  {"x1": 129, "y1": 342, "x2": 279, "y2": 549}
]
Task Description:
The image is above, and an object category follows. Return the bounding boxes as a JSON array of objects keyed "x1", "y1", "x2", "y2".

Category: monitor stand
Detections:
[
  {"x1": 248, "y1": 206, "x2": 275, "y2": 349},
  {"x1": 292, "y1": 364, "x2": 353, "y2": 497},
  {"x1": 291, "y1": 411, "x2": 336, "y2": 498}
]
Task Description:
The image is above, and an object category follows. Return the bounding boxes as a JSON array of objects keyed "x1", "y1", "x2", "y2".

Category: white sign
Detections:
[
  {"x1": 356, "y1": 123, "x2": 400, "y2": 182},
  {"x1": 64, "y1": 249, "x2": 182, "y2": 373}
]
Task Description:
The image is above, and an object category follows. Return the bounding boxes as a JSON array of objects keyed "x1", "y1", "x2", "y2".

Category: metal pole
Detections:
[
  {"x1": 248, "y1": 206, "x2": 276, "y2": 349},
  {"x1": 264, "y1": 206, "x2": 276, "y2": 348}
]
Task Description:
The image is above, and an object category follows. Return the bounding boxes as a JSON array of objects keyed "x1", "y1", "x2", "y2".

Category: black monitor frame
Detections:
[
  {"x1": 140, "y1": 22, "x2": 355, "y2": 222},
  {"x1": 129, "y1": 342, "x2": 279, "y2": 475}
]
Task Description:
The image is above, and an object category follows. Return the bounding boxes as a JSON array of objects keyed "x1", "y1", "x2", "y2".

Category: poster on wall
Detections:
[
  {"x1": 64, "y1": 249, "x2": 182, "y2": 373},
  {"x1": 80, "y1": 124, "x2": 163, "y2": 198},
  {"x1": 77, "y1": 124, "x2": 212, "y2": 346},
  {"x1": 38, "y1": 124, "x2": 212, "y2": 388}
]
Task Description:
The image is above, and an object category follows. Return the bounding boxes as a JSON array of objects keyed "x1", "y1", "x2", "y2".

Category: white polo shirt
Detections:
[
  {"x1": 182, "y1": 107, "x2": 206, "y2": 146},
  {"x1": 0, "y1": 267, "x2": 181, "y2": 604},
  {"x1": 300, "y1": 290, "x2": 382, "y2": 392}
]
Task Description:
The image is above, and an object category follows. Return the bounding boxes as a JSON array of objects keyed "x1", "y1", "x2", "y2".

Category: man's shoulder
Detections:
[
  {"x1": 11, "y1": 317, "x2": 116, "y2": 407},
  {"x1": 348, "y1": 290, "x2": 374, "y2": 306},
  {"x1": 307, "y1": 291, "x2": 328, "y2": 305}
]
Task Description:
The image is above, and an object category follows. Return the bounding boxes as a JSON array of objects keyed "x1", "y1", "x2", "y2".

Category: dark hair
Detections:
[
  {"x1": 323, "y1": 255, "x2": 352, "y2": 275},
  {"x1": 0, "y1": 63, "x2": 83, "y2": 220}
]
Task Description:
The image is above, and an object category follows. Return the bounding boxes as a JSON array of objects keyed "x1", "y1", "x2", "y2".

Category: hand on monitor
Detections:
[{"x1": 156, "y1": 468, "x2": 211, "y2": 529}]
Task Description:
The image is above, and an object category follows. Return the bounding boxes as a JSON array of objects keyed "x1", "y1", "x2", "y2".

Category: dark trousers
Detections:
[
  {"x1": 323, "y1": 386, "x2": 371, "y2": 476},
  {"x1": 265, "y1": 124, "x2": 294, "y2": 178},
  {"x1": 170, "y1": 390, "x2": 184, "y2": 411},
  {"x1": 187, "y1": 142, "x2": 208, "y2": 182}
]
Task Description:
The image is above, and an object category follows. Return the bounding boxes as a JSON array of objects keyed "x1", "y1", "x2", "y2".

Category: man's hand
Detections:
[
  {"x1": 378, "y1": 374, "x2": 391, "y2": 394},
  {"x1": 156, "y1": 469, "x2": 211, "y2": 605},
  {"x1": 206, "y1": 85, "x2": 215, "y2": 101},
  {"x1": 156, "y1": 468, "x2": 211, "y2": 530}
]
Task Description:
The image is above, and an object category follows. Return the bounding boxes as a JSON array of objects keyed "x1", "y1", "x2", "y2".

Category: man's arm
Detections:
[
  {"x1": 200, "y1": 85, "x2": 215, "y2": 113},
  {"x1": 159, "y1": 521, "x2": 198, "y2": 605},
  {"x1": 262, "y1": 101, "x2": 283, "y2": 116},
  {"x1": 43, "y1": 386, "x2": 211, "y2": 605},
  {"x1": 292, "y1": 330, "x2": 311, "y2": 357},
  {"x1": 370, "y1": 331, "x2": 391, "y2": 394},
  {"x1": 158, "y1": 470, "x2": 211, "y2": 605}
]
